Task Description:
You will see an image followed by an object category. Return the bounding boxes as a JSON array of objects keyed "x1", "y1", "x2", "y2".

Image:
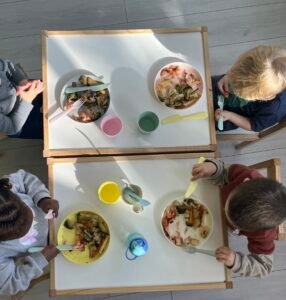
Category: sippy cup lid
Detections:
[{"x1": 130, "y1": 238, "x2": 148, "y2": 256}]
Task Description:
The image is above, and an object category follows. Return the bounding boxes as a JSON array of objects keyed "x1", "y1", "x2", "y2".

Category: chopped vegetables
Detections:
[
  {"x1": 155, "y1": 64, "x2": 203, "y2": 109},
  {"x1": 64, "y1": 219, "x2": 75, "y2": 230},
  {"x1": 65, "y1": 211, "x2": 110, "y2": 258},
  {"x1": 161, "y1": 198, "x2": 211, "y2": 247},
  {"x1": 63, "y1": 75, "x2": 110, "y2": 123}
]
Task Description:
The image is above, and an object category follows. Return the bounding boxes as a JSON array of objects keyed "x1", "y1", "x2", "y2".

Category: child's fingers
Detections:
[
  {"x1": 16, "y1": 81, "x2": 32, "y2": 95},
  {"x1": 35, "y1": 81, "x2": 45, "y2": 94},
  {"x1": 215, "y1": 247, "x2": 232, "y2": 260},
  {"x1": 192, "y1": 165, "x2": 203, "y2": 174},
  {"x1": 52, "y1": 201, "x2": 59, "y2": 218},
  {"x1": 192, "y1": 167, "x2": 204, "y2": 177},
  {"x1": 28, "y1": 80, "x2": 37, "y2": 91}
]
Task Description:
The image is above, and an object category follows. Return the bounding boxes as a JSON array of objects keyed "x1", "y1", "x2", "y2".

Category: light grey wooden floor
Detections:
[{"x1": 1, "y1": 0, "x2": 286, "y2": 299}]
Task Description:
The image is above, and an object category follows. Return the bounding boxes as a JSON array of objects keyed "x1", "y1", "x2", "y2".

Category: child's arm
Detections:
[
  {"x1": 0, "y1": 80, "x2": 44, "y2": 135},
  {"x1": 0, "y1": 101, "x2": 33, "y2": 135},
  {"x1": 8, "y1": 169, "x2": 50, "y2": 206},
  {"x1": 191, "y1": 158, "x2": 229, "y2": 186},
  {"x1": 0, "y1": 246, "x2": 58, "y2": 295},
  {"x1": 215, "y1": 109, "x2": 252, "y2": 131},
  {"x1": 215, "y1": 246, "x2": 273, "y2": 278},
  {"x1": 0, "y1": 253, "x2": 48, "y2": 295},
  {"x1": 8, "y1": 170, "x2": 59, "y2": 216}
]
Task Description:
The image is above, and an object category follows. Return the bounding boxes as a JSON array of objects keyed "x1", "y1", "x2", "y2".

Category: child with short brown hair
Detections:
[
  {"x1": 192, "y1": 159, "x2": 286, "y2": 277},
  {"x1": 212, "y1": 46, "x2": 286, "y2": 131}
]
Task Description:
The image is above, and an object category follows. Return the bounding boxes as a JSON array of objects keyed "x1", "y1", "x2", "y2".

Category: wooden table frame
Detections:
[
  {"x1": 47, "y1": 152, "x2": 232, "y2": 296},
  {"x1": 42, "y1": 27, "x2": 216, "y2": 158}
]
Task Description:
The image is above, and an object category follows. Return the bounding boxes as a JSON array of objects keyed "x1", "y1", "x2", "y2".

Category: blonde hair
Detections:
[{"x1": 227, "y1": 46, "x2": 286, "y2": 100}]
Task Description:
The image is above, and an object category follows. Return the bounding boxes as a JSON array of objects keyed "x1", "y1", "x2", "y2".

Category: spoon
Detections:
[
  {"x1": 120, "y1": 177, "x2": 137, "y2": 192},
  {"x1": 182, "y1": 245, "x2": 215, "y2": 257},
  {"x1": 127, "y1": 190, "x2": 151, "y2": 207},
  {"x1": 185, "y1": 156, "x2": 205, "y2": 198},
  {"x1": 28, "y1": 245, "x2": 78, "y2": 253},
  {"x1": 217, "y1": 95, "x2": 224, "y2": 131}
]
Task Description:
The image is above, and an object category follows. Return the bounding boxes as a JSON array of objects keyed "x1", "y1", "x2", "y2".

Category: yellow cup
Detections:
[{"x1": 98, "y1": 181, "x2": 121, "y2": 204}]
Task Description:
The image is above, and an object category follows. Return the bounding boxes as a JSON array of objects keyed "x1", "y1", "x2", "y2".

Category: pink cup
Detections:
[{"x1": 100, "y1": 115, "x2": 122, "y2": 137}]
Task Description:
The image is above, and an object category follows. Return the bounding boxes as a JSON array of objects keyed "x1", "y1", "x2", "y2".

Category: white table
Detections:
[
  {"x1": 42, "y1": 28, "x2": 216, "y2": 157},
  {"x1": 48, "y1": 153, "x2": 231, "y2": 296}
]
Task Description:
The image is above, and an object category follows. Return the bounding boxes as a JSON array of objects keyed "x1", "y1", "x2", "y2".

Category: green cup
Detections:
[{"x1": 138, "y1": 111, "x2": 159, "y2": 133}]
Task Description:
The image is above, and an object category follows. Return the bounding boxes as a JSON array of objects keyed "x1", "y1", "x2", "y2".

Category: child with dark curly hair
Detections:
[{"x1": 0, "y1": 170, "x2": 59, "y2": 296}]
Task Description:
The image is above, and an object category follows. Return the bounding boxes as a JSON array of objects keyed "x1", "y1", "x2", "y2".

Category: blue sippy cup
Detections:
[{"x1": 125, "y1": 233, "x2": 148, "y2": 261}]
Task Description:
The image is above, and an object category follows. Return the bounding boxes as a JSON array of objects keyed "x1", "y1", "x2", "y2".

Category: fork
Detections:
[
  {"x1": 217, "y1": 95, "x2": 224, "y2": 131},
  {"x1": 182, "y1": 245, "x2": 215, "y2": 257},
  {"x1": 50, "y1": 98, "x2": 85, "y2": 124}
]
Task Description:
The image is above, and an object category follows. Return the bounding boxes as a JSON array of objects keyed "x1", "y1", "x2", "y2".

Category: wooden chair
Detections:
[
  {"x1": 248, "y1": 158, "x2": 285, "y2": 240},
  {"x1": 217, "y1": 117, "x2": 286, "y2": 150}
]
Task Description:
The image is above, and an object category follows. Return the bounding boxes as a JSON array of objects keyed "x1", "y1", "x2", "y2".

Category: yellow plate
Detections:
[{"x1": 57, "y1": 210, "x2": 110, "y2": 264}]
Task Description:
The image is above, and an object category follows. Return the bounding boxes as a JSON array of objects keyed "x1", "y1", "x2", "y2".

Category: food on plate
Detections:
[
  {"x1": 63, "y1": 75, "x2": 110, "y2": 123},
  {"x1": 161, "y1": 198, "x2": 211, "y2": 247},
  {"x1": 63, "y1": 211, "x2": 110, "y2": 258},
  {"x1": 155, "y1": 63, "x2": 203, "y2": 109}
]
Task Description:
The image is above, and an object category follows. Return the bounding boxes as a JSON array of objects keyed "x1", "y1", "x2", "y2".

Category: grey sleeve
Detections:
[
  {"x1": 8, "y1": 169, "x2": 50, "y2": 206},
  {"x1": 0, "y1": 253, "x2": 48, "y2": 295},
  {"x1": 231, "y1": 252, "x2": 273, "y2": 278},
  {"x1": 204, "y1": 158, "x2": 229, "y2": 186},
  {"x1": 0, "y1": 98, "x2": 33, "y2": 135}
]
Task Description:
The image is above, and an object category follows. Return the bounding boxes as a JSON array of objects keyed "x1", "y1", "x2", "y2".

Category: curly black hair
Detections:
[{"x1": 0, "y1": 178, "x2": 33, "y2": 241}]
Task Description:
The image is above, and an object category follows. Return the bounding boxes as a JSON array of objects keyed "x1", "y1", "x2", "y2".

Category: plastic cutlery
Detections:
[
  {"x1": 161, "y1": 112, "x2": 208, "y2": 124},
  {"x1": 120, "y1": 178, "x2": 134, "y2": 191},
  {"x1": 185, "y1": 156, "x2": 205, "y2": 198},
  {"x1": 65, "y1": 83, "x2": 110, "y2": 94},
  {"x1": 182, "y1": 245, "x2": 215, "y2": 257},
  {"x1": 28, "y1": 245, "x2": 76, "y2": 253},
  {"x1": 49, "y1": 98, "x2": 85, "y2": 124},
  {"x1": 217, "y1": 95, "x2": 224, "y2": 131},
  {"x1": 127, "y1": 189, "x2": 151, "y2": 207}
]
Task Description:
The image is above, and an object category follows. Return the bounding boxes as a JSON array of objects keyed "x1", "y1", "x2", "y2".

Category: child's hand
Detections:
[
  {"x1": 191, "y1": 162, "x2": 217, "y2": 181},
  {"x1": 38, "y1": 198, "x2": 59, "y2": 218},
  {"x1": 41, "y1": 245, "x2": 59, "y2": 262},
  {"x1": 217, "y1": 75, "x2": 230, "y2": 97},
  {"x1": 16, "y1": 80, "x2": 44, "y2": 103},
  {"x1": 215, "y1": 109, "x2": 233, "y2": 121},
  {"x1": 215, "y1": 246, "x2": 236, "y2": 267}
]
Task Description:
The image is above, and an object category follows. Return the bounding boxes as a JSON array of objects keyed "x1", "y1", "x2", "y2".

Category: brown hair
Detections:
[
  {"x1": 227, "y1": 178, "x2": 286, "y2": 231},
  {"x1": 228, "y1": 46, "x2": 286, "y2": 100},
  {"x1": 0, "y1": 178, "x2": 33, "y2": 241}
]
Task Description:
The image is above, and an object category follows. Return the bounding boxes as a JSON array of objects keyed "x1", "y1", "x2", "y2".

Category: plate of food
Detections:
[
  {"x1": 57, "y1": 210, "x2": 110, "y2": 264},
  {"x1": 161, "y1": 196, "x2": 213, "y2": 248},
  {"x1": 61, "y1": 74, "x2": 110, "y2": 123},
  {"x1": 154, "y1": 62, "x2": 203, "y2": 109}
]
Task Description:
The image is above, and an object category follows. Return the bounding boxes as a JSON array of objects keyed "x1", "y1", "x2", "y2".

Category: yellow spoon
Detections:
[
  {"x1": 161, "y1": 112, "x2": 208, "y2": 124},
  {"x1": 185, "y1": 156, "x2": 205, "y2": 198}
]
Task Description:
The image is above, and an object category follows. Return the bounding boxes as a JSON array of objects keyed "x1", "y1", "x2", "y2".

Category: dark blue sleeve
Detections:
[{"x1": 248, "y1": 101, "x2": 280, "y2": 132}]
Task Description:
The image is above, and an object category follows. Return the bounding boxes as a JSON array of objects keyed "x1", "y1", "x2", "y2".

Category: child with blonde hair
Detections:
[{"x1": 212, "y1": 46, "x2": 286, "y2": 131}]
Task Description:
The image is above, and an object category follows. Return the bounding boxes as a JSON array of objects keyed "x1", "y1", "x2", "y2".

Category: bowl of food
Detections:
[
  {"x1": 154, "y1": 62, "x2": 203, "y2": 109},
  {"x1": 61, "y1": 74, "x2": 110, "y2": 123},
  {"x1": 161, "y1": 196, "x2": 213, "y2": 248},
  {"x1": 57, "y1": 210, "x2": 110, "y2": 264}
]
